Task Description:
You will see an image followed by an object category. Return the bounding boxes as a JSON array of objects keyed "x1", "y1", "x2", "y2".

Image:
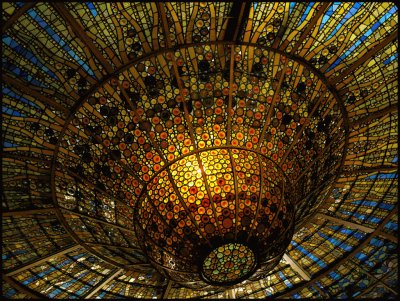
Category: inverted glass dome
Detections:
[
  {"x1": 51, "y1": 44, "x2": 345, "y2": 287},
  {"x1": 1, "y1": 2, "x2": 397, "y2": 299},
  {"x1": 135, "y1": 148, "x2": 295, "y2": 286}
]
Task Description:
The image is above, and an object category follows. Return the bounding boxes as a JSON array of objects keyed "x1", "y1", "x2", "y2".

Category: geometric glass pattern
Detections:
[{"x1": 1, "y1": 2, "x2": 397, "y2": 299}]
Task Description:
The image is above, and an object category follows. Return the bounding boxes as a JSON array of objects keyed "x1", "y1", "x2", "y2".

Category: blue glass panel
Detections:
[
  {"x1": 327, "y1": 3, "x2": 361, "y2": 40},
  {"x1": 293, "y1": 293, "x2": 302, "y2": 299},
  {"x1": 3, "y1": 141, "x2": 19, "y2": 148},
  {"x1": 358, "y1": 278, "x2": 369, "y2": 289},
  {"x1": 328, "y1": 226, "x2": 366, "y2": 240},
  {"x1": 3, "y1": 35, "x2": 56, "y2": 79},
  {"x1": 278, "y1": 271, "x2": 293, "y2": 288},
  {"x1": 85, "y1": 2, "x2": 98, "y2": 17},
  {"x1": 26, "y1": 9, "x2": 96, "y2": 78},
  {"x1": 72, "y1": 253, "x2": 86, "y2": 260},
  {"x1": 329, "y1": 271, "x2": 341, "y2": 280},
  {"x1": 352, "y1": 231, "x2": 366, "y2": 240},
  {"x1": 340, "y1": 211, "x2": 361, "y2": 218},
  {"x1": 350, "y1": 200, "x2": 393, "y2": 210},
  {"x1": 61, "y1": 272, "x2": 81, "y2": 289},
  {"x1": 326, "y1": 56, "x2": 343, "y2": 71},
  {"x1": 296, "y1": 245, "x2": 327, "y2": 268},
  {"x1": 297, "y1": 3, "x2": 315, "y2": 26},
  {"x1": 318, "y1": 232, "x2": 353, "y2": 251},
  {"x1": 378, "y1": 203, "x2": 394, "y2": 210},
  {"x1": 104, "y1": 281, "x2": 117, "y2": 292},
  {"x1": 77, "y1": 284, "x2": 92, "y2": 295},
  {"x1": 356, "y1": 252, "x2": 367, "y2": 261},
  {"x1": 343, "y1": 212, "x2": 381, "y2": 224},
  {"x1": 315, "y1": 281, "x2": 328, "y2": 294},
  {"x1": 309, "y1": 285, "x2": 320, "y2": 296},
  {"x1": 351, "y1": 200, "x2": 378, "y2": 206},
  {"x1": 4, "y1": 250, "x2": 29, "y2": 259},
  {"x1": 61, "y1": 278, "x2": 77, "y2": 289},
  {"x1": 23, "y1": 275, "x2": 38, "y2": 285},
  {"x1": 341, "y1": 212, "x2": 382, "y2": 224},
  {"x1": 2, "y1": 106, "x2": 25, "y2": 117},
  {"x1": 341, "y1": 6, "x2": 397, "y2": 59},
  {"x1": 354, "y1": 213, "x2": 365, "y2": 220},
  {"x1": 48, "y1": 289, "x2": 62, "y2": 298},
  {"x1": 97, "y1": 291, "x2": 107, "y2": 298},
  {"x1": 365, "y1": 173, "x2": 397, "y2": 180},
  {"x1": 327, "y1": 4, "x2": 396, "y2": 72},
  {"x1": 2, "y1": 59, "x2": 47, "y2": 87},
  {"x1": 38, "y1": 267, "x2": 56, "y2": 278},
  {"x1": 4, "y1": 287, "x2": 17, "y2": 298},
  {"x1": 96, "y1": 292, "x2": 106, "y2": 299},
  {"x1": 320, "y1": 2, "x2": 340, "y2": 29},
  {"x1": 289, "y1": 2, "x2": 296, "y2": 14},
  {"x1": 370, "y1": 237, "x2": 384, "y2": 247},
  {"x1": 384, "y1": 221, "x2": 398, "y2": 231},
  {"x1": 367, "y1": 216, "x2": 382, "y2": 224}
]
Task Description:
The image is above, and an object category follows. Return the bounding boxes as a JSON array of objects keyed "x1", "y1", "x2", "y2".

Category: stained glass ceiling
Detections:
[{"x1": 1, "y1": 2, "x2": 398, "y2": 299}]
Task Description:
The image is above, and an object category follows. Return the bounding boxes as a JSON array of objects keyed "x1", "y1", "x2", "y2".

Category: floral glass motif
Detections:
[{"x1": 202, "y1": 243, "x2": 257, "y2": 284}]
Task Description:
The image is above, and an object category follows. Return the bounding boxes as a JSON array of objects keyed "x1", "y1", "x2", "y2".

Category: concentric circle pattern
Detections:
[
  {"x1": 201, "y1": 243, "x2": 257, "y2": 285},
  {"x1": 2, "y1": 2, "x2": 397, "y2": 299}
]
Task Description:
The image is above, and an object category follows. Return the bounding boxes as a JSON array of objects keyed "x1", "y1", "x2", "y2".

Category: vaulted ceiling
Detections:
[{"x1": 1, "y1": 2, "x2": 398, "y2": 299}]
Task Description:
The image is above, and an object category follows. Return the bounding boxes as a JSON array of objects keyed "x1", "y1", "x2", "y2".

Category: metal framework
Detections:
[
  {"x1": 1, "y1": 2, "x2": 36, "y2": 34},
  {"x1": 357, "y1": 272, "x2": 396, "y2": 298},
  {"x1": 342, "y1": 165, "x2": 398, "y2": 175},
  {"x1": 314, "y1": 213, "x2": 375, "y2": 233},
  {"x1": 349, "y1": 259, "x2": 398, "y2": 296},
  {"x1": 51, "y1": 3, "x2": 114, "y2": 74},
  {"x1": 289, "y1": 3, "x2": 331, "y2": 55},
  {"x1": 349, "y1": 103, "x2": 398, "y2": 128},
  {"x1": 330, "y1": 30, "x2": 398, "y2": 86},
  {"x1": 161, "y1": 280, "x2": 173, "y2": 299},
  {"x1": 283, "y1": 253, "x2": 311, "y2": 281},
  {"x1": 227, "y1": 287, "x2": 236, "y2": 298},
  {"x1": 2, "y1": 73, "x2": 69, "y2": 113},
  {"x1": 2, "y1": 275, "x2": 43, "y2": 299},
  {"x1": 277, "y1": 207, "x2": 398, "y2": 298},
  {"x1": 1, "y1": 2, "x2": 397, "y2": 299},
  {"x1": 83, "y1": 268, "x2": 123, "y2": 299},
  {"x1": 315, "y1": 213, "x2": 397, "y2": 243},
  {"x1": 5, "y1": 244, "x2": 81, "y2": 277},
  {"x1": 2, "y1": 208, "x2": 55, "y2": 217},
  {"x1": 224, "y1": 2, "x2": 251, "y2": 42}
]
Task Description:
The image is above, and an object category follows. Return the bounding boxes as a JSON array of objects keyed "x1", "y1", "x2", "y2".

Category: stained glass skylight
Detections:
[{"x1": 1, "y1": 2, "x2": 398, "y2": 299}]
